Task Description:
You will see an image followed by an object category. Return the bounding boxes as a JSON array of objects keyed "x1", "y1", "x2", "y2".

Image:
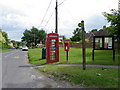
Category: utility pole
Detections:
[
  {"x1": 55, "y1": 0, "x2": 58, "y2": 33},
  {"x1": 78, "y1": 20, "x2": 86, "y2": 70},
  {"x1": 118, "y1": 0, "x2": 120, "y2": 10},
  {"x1": 34, "y1": 33, "x2": 35, "y2": 46}
]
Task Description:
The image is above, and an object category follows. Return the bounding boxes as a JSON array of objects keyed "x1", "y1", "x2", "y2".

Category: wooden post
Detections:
[
  {"x1": 66, "y1": 51, "x2": 68, "y2": 61},
  {"x1": 55, "y1": 0, "x2": 58, "y2": 33},
  {"x1": 82, "y1": 21, "x2": 86, "y2": 70},
  {"x1": 113, "y1": 50, "x2": 115, "y2": 61},
  {"x1": 78, "y1": 20, "x2": 86, "y2": 70},
  {"x1": 92, "y1": 49, "x2": 94, "y2": 61}
]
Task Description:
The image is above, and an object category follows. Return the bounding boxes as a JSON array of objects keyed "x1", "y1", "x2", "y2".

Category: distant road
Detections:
[{"x1": 2, "y1": 50, "x2": 75, "y2": 88}]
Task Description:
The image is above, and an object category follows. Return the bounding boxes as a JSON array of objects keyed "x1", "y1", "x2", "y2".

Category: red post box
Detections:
[
  {"x1": 64, "y1": 42, "x2": 70, "y2": 61},
  {"x1": 64, "y1": 42, "x2": 70, "y2": 51},
  {"x1": 46, "y1": 33, "x2": 59, "y2": 63}
]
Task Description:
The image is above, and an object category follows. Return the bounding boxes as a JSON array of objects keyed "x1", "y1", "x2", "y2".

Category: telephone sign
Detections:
[
  {"x1": 46, "y1": 33, "x2": 59, "y2": 63},
  {"x1": 64, "y1": 42, "x2": 70, "y2": 51}
]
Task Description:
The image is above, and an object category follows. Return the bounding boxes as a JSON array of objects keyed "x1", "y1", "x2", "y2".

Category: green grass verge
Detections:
[
  {"x1": 0, "y1": 48, "x2": 16, "y2": 53},
  {"x1": 28, "y1": 48, "x2": 46, "y2": 65},
  {"x1": 0, "y1": 42, "x2": 16, "y2": 53},
  {"x1": 36, "y1": 66, "x2": 119, "y2": 88},
  {"x1": 28, "y1": 47, "x2": 119, "y2": 65}
]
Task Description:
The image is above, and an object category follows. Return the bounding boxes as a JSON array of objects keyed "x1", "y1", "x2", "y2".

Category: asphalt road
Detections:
[{"x1": 2, "y1": 50, "x2": 75, "y2": 88}]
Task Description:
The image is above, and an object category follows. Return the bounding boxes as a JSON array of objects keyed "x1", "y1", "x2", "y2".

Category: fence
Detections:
[{"x1": 59, "y1": 42, "x2": 118, "y2": 49}]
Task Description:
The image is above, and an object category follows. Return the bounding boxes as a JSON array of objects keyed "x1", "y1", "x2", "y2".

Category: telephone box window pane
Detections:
[
  {"x1": 50, "y1": 48, "x2": 56, "y2": 50},
  {"x1": 51, "y1": 39, "x2": 56, "y2": 42},
  {"x1": 51, "y1": 42, "x2": 55, "y2": 44},
  {"x1": 51, "y1": 44, "x2": 55, "y2": 47},
  {"x1": 50, "y1": 53, "x2": 56, "y2": 56},
  {"x1": 50, "y1": 55, "x2": 55, "y2": 61},
  {"x1": 104, "y1": 37, "x2": 112, "y2": 49},
  {"x1": 95, "y1": 38, "x2": 102, "y2": 49},
  {"x1": 50, "y1": 39, "x2": 57, "y2": 61}
]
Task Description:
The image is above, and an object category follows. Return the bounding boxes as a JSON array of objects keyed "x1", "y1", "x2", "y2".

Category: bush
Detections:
[
  {"x1": 0, "y1": 42, "x2": 2, "y2": 49},
  {"x1": 69, "y1": 41, "x2": 80, "y2": 44},
  {"x1": 2, "y1": 43, "x2": 11, "y2": 49},
  {"x1": 79, "y1": 39, "x2": 90, "y2": 43}
]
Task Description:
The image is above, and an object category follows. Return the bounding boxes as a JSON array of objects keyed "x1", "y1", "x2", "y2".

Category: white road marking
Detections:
[
  {"x1": 38, "y1": 76, "x2": 42, "y2": 79},
  {"x1": 30, "y1": 67, "x2": 33, "y2": 69},
  {"x1": 13, "y1": 56, "x2": 19, "y2": 59},
  {"x1": 31, "y1": 75, "x2": 36, "y2": 80}
]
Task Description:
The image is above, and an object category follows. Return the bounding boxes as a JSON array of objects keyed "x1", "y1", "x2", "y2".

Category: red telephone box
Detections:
[
  {"x1": 46, "y1": 33, "x2": 59, "y2": 63},
  {"x1": 64, "y1": 42, "x2": 70, "y2": 51}
]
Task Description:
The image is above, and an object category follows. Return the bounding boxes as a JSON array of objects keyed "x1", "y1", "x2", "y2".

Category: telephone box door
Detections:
[{"x1": 46, "y1": 33, "x2": 59, "y2": 63}]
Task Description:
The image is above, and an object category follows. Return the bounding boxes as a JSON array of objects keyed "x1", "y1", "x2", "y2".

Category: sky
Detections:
[{"x1": 0, "y1": 0, "x2": 118, "y2": 41}]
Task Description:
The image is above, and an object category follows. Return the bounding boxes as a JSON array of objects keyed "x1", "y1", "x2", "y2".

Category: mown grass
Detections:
[
  {"x1": 28, "y1": 48, "x2": 46, "y2": 65},
  {"x1": 36, "y1": 66, "x2": 119, "y2": 88},
  {"x1": 28, "y1": 47, "x2": 119, "y2": 65},
  {"x1": 0, "y1": 48, "x2": 15, "y2": 53}
]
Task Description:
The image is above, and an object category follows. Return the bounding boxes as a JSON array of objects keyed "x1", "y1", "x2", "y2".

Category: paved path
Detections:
[
  {"x1": 21, "y1": 64, "x2": 119, "y2": 69},
  {"x1": 2, "y1": 50, "x2": 77, "y2": 88},
  {"x1": 34, "y1": 64, "x2": 119, "y2": 69}
]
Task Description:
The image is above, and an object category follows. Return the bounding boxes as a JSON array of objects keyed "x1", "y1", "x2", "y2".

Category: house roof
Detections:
[{"x1": 85, "y1": 29, "x2": 109, "y2": 39}]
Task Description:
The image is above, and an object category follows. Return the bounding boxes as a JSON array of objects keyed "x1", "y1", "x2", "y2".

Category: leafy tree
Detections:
[
  {"x1": 21, "y1": 27, "x2": 46, "y2": 47},
  {"x1": 103, "y1": 9, "x2": 120, "y2": 41},
  {"x1": 16, "y1": 41, "x2": 23, "y2": 47},
  {"x1": 11, "y1": 40, "x2": 16, "y2": 47},
  {"x1": 102, "y1": 26, "x2": 107, "y2": 30},
  {"x1": 91, "y1": 29, "x2": 97, "y2": 32},
  {"x1": 38, "y1": 29, "x2": 46, "y2": 44},
  {"x1": 71, "y1": 28, "x2": 82, "y2": 41},
  {"x1": 22, "y1": 29, "x2": 33, "y2": 46},
  {"x1": 0, "y1": 29, "x2": 9, "y2": 48},
  {"x1": 0, "y1": 30, "x2": 6, "y2": 43},
  {"x1": 2, "y1": 31, "x2": 8, "y2": 44}
]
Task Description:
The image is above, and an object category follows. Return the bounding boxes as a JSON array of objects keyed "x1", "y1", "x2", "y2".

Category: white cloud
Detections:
[{"x1": 0, "y1": 0, "x2": 118, "y2": 40}]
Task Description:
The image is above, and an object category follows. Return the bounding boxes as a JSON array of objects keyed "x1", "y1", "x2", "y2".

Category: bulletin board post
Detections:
[{"x1": 92, "y1": 36, "x2": 115, "y2": 61}]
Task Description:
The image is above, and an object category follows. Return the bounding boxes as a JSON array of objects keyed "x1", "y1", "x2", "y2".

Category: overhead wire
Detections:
[
  {"x1": 41, "y1": 0, "x2": 68, "y2": 32},
  {"x1": 43, "y1": 10, "x2": 55, "y2": 29},
  {"x1": 42, "y1": 0, "x2": 67, "y2": 30},
  {"x1": 39, "y1": 0, "x2": 53, "y2": 28},
  {"x1": 58, "y1": 0, "x2": 67, "y2": 6},
  {"x1": 62, "y1": 3, "x2": 78, "y2": 23}
]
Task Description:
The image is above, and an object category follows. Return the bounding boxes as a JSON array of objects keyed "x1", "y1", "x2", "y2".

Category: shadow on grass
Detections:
[
  {"x1": 38, "y1": 58, "x2": 46, "y2": 60},
  {"x1": 38, "y1": 63, "x2": 47, "y2": 65},
  {"x1": 32, "y1": 58, "x2": 46, "y2": 61},
  {"x1": 30, "y1": 61, "x2": 47, "y2": 66}
]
